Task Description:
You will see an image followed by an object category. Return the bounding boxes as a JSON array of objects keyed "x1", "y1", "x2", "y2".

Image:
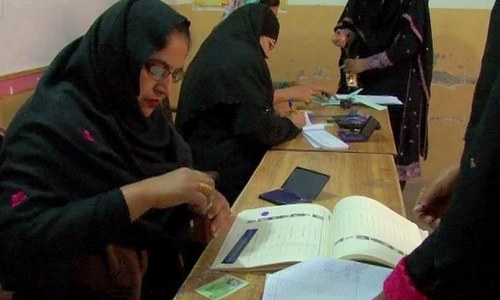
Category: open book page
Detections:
[
  {"x1": 263, "y1": 257, "x2": 391, "y2": 300},
  {"x1": 211, "y1": 204, "x2": 333, "y2": 271},
  {"x1": 330, "y1": 195, "x2": 428, "y2": 267}
]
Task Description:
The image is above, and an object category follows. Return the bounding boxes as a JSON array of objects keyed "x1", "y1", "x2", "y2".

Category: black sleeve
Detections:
[
  {"x1": 0, "y1": 188, "x2": 131, "y2": 291},
  {"x1": 405, "y1": 74, "x2": 500, "y2": 299},
  {"x1": 0, "y1": 121, "x2": 134, "y2": 291},
  {"x1": 233, "y1": 103, "x2": 301, "y2": 146}
]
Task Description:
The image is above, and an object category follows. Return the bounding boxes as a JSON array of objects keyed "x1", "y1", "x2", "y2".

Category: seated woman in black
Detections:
[
  {"x1": 0, "y1": 0, "x2": 231, "y2": 299},
  {"x1": 176, "y1": 4, "x2": 305, "y2": 205}
]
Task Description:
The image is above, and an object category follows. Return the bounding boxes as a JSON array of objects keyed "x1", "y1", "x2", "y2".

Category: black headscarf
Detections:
[
  {"x1": 32, "y1": 0, "x2": 192, "y2": 177},
  {"x1": 0, "y1": 0, "x2": 191, "y2": 295},
  {"x1": 260, "y1": 9, "x2": 280, "y2": 41},
  {"x1": 176, "y1": 3, "x2": 279, "y2": 129},
  {"x1": 175, "y1": 4, "x2": 299, "y2": 204}
]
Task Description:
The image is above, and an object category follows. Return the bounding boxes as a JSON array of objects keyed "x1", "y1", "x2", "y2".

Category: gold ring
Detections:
[{"x1": 197, "y1": 182, "x2": 213, "y2": 196}]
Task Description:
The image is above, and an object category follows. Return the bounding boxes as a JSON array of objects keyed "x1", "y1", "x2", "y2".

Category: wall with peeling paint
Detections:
[{"x1": 171, "y1": 5, "x2": 492, "y2": 185}]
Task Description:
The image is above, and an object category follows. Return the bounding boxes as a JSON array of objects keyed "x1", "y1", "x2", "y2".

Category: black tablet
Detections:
[{"x1": 258, "y1": 166, "x2": 330, "y2": 205}]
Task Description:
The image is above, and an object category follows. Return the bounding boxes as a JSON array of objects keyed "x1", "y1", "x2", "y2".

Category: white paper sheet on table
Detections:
[
  {"x1": 263, "y1": 257, "x2": 392, "y2": 300},
  {"x1": 302, "y1": 112, "x2": 324, "y2": 148},
  {"x1": 302, "y1": 114, "x2": 348, "y2": 150},
  {"x1": 313, "y1": 88, "x2": 402, "y2": 111},
  {"x1": 336, "y1": 94, "x2": 402, "y2": 105}
]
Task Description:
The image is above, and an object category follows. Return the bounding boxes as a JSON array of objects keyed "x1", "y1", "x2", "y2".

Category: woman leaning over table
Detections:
[
  {"x1": 374, "y1": 1, "x2": 500, "y2": 298},
  {"x1": 224, "y1": 0, "x2": 328, "y2": 113},
  {"x1": 0, "y1": 0, "x2": 231, "y2": 299},
  {"x1": 176, "y1": 4, "x2": 305, "y2": 205},
  {"x1": 332, "y1": 0, "x2": 433, "y2": 188}
]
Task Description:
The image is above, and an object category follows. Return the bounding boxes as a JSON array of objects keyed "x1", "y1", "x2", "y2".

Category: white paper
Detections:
[
  {"x1": 263, "y1": 257, "x2": 392, "y2": 300},
  {"x1": 302, "y1": 112, "x2": 347, "y2": 150},
  {"x1": 303, "y1": 123, "x2": 326, "y2": 131},
  {"x1": 303, "y1": 130, "x2": 349, "y2": 150},
  {"x1": 303, "y1": 133, "x2": 321, "y2": 148},
  {"x1": 304, "y1": 111, "x2": 314, "y2": 127},
  {"x1": 316, "y1": 91, "x2": 402, "y2": 109},
  {"x1": 211, "y1": 204, "x2": 333, "y2": 270}
]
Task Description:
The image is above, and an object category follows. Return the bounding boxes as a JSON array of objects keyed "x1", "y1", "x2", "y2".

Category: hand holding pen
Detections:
[
  {"x1": 287, "y1": 99, "x2": 296, "y2": 113},
  {"x1": 413, "y1": 162, "x2": 460, "y2": 229},
  {"x1": 413, "y1": 195, "x2": 447, "y2": 229}
]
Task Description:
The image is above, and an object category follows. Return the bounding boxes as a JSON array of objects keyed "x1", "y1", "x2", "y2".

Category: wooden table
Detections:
[
  {"x1": 174, "y1": 150, "x2": 404, "y2": 300},
  {"x1": 273, "y1": 106, "x2": 396, "y2": 156}
]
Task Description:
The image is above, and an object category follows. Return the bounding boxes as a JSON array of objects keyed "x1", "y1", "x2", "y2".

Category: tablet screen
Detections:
[{"x1": 281, "y1": 167, "x2": 330, "y2": 200}]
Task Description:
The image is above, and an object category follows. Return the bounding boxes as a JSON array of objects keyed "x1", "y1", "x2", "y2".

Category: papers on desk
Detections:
[
  {"x1": 302, "y1": 113, "x2": 349, "y2": 150},
  {"x1": 263, "y1": 257, "x2": 391, "y2": 300},
  {"x1": 313, "y1": 89, "x2": 402, "y2": 111}
]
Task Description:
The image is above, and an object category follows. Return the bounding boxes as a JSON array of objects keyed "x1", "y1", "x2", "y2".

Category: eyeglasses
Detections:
[
  {"x1": 144, "y1": 61, "x2": 185, "y2": 83},
  {"x1": 268, "y1": 38, "x2": 276, "y2": 51}
]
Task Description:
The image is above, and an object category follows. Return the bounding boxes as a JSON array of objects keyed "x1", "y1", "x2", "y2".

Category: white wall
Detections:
[
  {"x1": 0, "y1": 0, "x2": 117, "y2": 76},
  {"x1": 184, "y1": 0, "x2": 496, "y2": 9},
  {"x1": 0, "y1": 0, "x2": 495, "y2": 76},
  {"x1": 287, "y1": 0, "x2": 495, "y2": 9}
]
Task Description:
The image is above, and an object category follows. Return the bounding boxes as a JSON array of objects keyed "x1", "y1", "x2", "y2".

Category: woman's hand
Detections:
[
  {"x1": 413, "y1": 162, "x2": 460, "y2": 228},
  {"x1": 206, "y1": 190, "x2": 233, "y2": 237},
  {"x1": 121, "y1": 167, "x2": 216, "y2": 221},
  {"x1": 286, "y1": 110, "x2": 306, "y2": 128},
  {"x1": 331, "y1": 28, "x2": 354, "y2": 48},
  {"x1": 274, "y1": 101, "x2": 294, "y2": 117},
  {"x1": 344, "y1": 58, "x2": 369, "y2": 74},
  {"x1": 190, "y1": 190, "x2": 234, "y2": 239},
  {"x1": 275, "y1": 86, "x2": 324, "y2": 104},
  {"x1": 290, "y1": 85, "x2": 325, "y2": 104}
]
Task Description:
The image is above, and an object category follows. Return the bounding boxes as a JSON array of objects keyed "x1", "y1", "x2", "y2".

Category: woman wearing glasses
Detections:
[
  {"x1": 176, "y1": 4, "x2": 305, "y2": 205},
  {"x1": 0, "y1": 0, "x2": 231, "y2": 299},
  {"x1": 223, "y1": 0, "x2": 328, "y2": 110}
]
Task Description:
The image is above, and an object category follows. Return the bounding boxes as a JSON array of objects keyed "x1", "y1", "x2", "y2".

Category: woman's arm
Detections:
[
  {"x1": 344, "y1": 23, "x2": 422, "y2": 74},
  {"x1": 233, "y1": 103, "x2": 302, "y2": 146}
]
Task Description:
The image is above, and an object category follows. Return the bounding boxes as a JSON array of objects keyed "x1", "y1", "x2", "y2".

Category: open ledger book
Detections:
[{"x1": 211, "y1": 195, "x2": 428, "y2": 271}]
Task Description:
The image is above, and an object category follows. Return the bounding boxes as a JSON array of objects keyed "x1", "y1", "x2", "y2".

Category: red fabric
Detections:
[{"x1": 383, "y1": 257, "x2": 429, "y2": 300}]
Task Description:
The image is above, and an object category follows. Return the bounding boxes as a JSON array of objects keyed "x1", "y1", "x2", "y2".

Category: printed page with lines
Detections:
[
  {"x1": 331, "y1": 195, "x2": 428, "y2": 267},
  {"x1": 211, "y1": 204, "x2": 333, "y2": 271},
  {"x1": 211, "y1": 196, "x2": 427, "y2": 271}
]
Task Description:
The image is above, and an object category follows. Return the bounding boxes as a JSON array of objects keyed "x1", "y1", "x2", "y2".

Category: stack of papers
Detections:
[
  {"x1": 302, "y1": 113, "x2": 348, "y2": 150},
  {"x1": 263, "y1": 257, "x2": 391, "y2": 300}
]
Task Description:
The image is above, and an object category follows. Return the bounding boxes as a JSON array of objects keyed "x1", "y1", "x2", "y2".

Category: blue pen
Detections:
[{"x1": 288, "y1": 99, "x2": 294, "y2": 111}]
